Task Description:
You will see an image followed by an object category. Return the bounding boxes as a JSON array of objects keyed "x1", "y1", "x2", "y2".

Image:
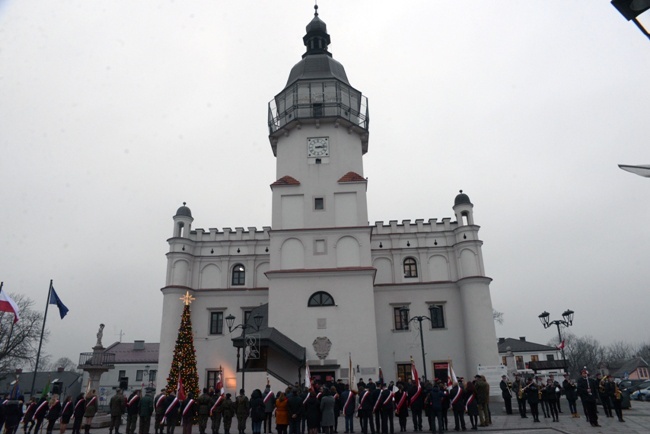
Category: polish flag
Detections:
[
  {"x1": 556, "y1": 340, "x2": 565, "y2": 350},
  {"x1": 409, "y1": 361, "x2": 422, "y2": 405},
  {"x1": 0, "y1": 290, "x2": 19, "y2": 323}
]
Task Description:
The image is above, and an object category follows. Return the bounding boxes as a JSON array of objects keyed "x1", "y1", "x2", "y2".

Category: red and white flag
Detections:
[
  {"x1": 446, "y1": 364, "x2": 458, "y2": 391},
  {"x1": 0, "y1": 288, "x2": 20, "y2": 323},
  {"x1": 409, "y1": 361, "x2": 422, "y2": 405},
  {"x1": 305, "y1": 364, "x2": 312, "y2": 392},
  {"x1": 216, "y1": 372, "x2": 224, "y2": 395},
  {"x1": 556, "y1": 340, "x2": 565, "y2": 350},
  {"x1": 264, "y1": 375, "x2": 274, "y2": 404},
  {"x1": 177, "y1": 376, "x2": 186, "y2": 401}
]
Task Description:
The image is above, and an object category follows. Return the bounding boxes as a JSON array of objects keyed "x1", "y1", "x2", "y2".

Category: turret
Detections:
[
  {"x1": 172, "y1": 202, "x2": 193, "y2": 238},
  {"x1": 453, "y1": 190, "x2": 474, "y2": 226}
]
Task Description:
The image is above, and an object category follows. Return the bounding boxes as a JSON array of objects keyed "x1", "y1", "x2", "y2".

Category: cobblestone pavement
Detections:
[{"x1": 86, "y1": 401, "x2": 650, "y2": 434}]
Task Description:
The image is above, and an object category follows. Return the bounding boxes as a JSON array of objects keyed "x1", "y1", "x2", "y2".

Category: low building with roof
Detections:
[
  {"x1": 80, "y1": 340, "x2": 158, "y2": 408},
  {"x1": 601, "y1": 356, "x2": 650, "y2": 380},
  {"x1": 0, "y1": 368, "x2": 82, "y2": 400},
  {"x1": 498, "y1": 337, "x2": 564, "y2": 376}
]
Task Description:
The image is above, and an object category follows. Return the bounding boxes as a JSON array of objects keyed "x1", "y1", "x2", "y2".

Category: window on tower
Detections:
[
  {"x1": 232, "y1": 264, "x2": 245, "y2": 286},
  {"x1": 394, "y1": 306, "x2": 409, "y2": 331},
  {"x1": 428, "y1": 304, "x2": 445, "y2": 329},
  {"x1": 403, "y1": 257, "x2": 418, "y2": 278},
  {"x1": 314, "y1": 197, "x2": 324, "y2": 210},
  {"x1": 308, "y1": 291, "x2": 335, "y2": 307},
  {"x1": 209, "y1": 311, "x2": 224, "y2": 335}
]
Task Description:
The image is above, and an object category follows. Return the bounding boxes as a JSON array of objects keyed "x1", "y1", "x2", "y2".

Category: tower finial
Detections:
[{"x1": 314, "y1": 1, "x2": 318, "y2": 16}]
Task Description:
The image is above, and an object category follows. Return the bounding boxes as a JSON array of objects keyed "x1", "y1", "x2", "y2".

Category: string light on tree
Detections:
[{"x1": 165, "y1": 291, "x2": 200, "y2": 404}]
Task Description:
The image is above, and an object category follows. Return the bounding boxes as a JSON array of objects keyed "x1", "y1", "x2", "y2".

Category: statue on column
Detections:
[{"x1": 96, "y1": 323, "x2": 105, "y2": 347}]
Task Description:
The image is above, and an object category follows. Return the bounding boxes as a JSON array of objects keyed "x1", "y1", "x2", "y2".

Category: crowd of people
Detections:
[
  {"x1": 0, "y1": 368, "x2": 629, "y2": 434},
  {"x1": 508, "y1": 369, "x2": 625, "y2": 427}
]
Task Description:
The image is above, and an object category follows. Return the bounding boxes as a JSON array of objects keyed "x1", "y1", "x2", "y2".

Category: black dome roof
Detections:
[
  {"x1": 175, "y1": 202, "x2": 192, "y2": 218},
  {"x1": 454, "y1": 190, "x2": 472, "y2": 206}
]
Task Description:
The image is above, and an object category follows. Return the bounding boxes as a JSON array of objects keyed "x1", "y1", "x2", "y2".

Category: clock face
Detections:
[{"x1": 307, "y1": 137, "x2": 329, "y2": 157}]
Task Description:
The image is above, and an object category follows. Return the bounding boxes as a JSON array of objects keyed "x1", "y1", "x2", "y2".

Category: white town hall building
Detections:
[{"x1": 158, "y1": 8, "x2": 499, "y2": 392}]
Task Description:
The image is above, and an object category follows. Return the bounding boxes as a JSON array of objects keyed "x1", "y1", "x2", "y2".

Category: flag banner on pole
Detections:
[
  {"x1": 216, "y1": 372, "x2": 224, "y2": 395},
  {"x1": 177, "y1": 376, "x2": 186, "y2": 401},
  {"x1": 410, "y1": 361, "x2": 422, "y2": 405},
  {"x1": 447, "y1": 364, "x2": 458, "y2": 390},
  {"x1": 49, "y1": 287, "x2": 69, "y2": 319},
  {"x1": 305, "y1": 364, "x2": 312, "y2": 391},
  {"x1": 0, "y1": 288, "x2": 20, "y2": 323},
  {"x1": 556, "y1": 340, "x2": 565, "y2": 350}
]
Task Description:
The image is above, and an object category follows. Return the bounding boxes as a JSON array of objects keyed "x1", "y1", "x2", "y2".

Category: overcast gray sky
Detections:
[{"x1": 1, "y1": 1, "x2": 649, "y2": 367}]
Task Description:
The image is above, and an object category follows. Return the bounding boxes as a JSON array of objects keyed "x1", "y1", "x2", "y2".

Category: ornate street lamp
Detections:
[
  {"x1": 226, "y1": 313, "x2": 263, "y2": 393},
  {"x1": 538, "y1": 309, "x2": 575, "y2": 372},
  {"x1": 612, "y1": 0, "x2": 650, "y2": 40},
  {"x1": 399, "y1": 306, "x2": 432, "y2": 381}
]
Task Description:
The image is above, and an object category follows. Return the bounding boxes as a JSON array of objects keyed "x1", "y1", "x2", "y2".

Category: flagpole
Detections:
[{"x1": 30, "y1": 279, "x2": 53, "y2": 396}]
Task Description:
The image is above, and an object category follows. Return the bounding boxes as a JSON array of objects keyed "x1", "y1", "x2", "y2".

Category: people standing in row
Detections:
[
  {"x1": 139, "y1": 390, "x2": 154, "y2": 434},
  {"x1": 576, "y1": 369, "x2": 600, "y2": 428},
  {"x1": 126, "y1": 390, "x2": 141, "y2": 434},
  {"x1": 60, "y1": 396, "x2": 74, "y2": 434},
  {"x1": 235, "y1": 389, "x2": 250, "y2": 434},
  {"x1": 83, "y1": 389, "x2": 98, "y2": 434}
]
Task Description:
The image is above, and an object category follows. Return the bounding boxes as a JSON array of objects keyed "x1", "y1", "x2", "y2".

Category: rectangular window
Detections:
[
  {"x1": 530, "y1": 355, "x2": 539, "y2": 362},
  {"x1": 516, "y1": 356, "x2": 524, "y2": 370},
  {"x1": 314, "y1": 197, "x2": 324, "y2": 210},
  {"x1": 136, "y1": 370, "x2": 143, "y2": 382},
  {"x1": 119, "y1": 370, "x2": 126, "y2": 379},
  {"x1": 149, "y1": 370, "x2": 157, "y2": 382},
  {"x1": 396, "y1": 363, "x2": 412, "y2": 383},
  {"x1": 207, "y1": 370, "x2": 219, "y2": 390},
  {"x1": 210, "y1": 311, "x2": 224, "y2": 335},
  {"x1": 394, "y1": 307, "x2": 409, "y2": 331},
  {"x1": 502, "y1": 356, "x2": 507, "y2": 366},
  {"x1": 244, "y1": 310, "x2": 252, "y2": 325},
  {"x1": 428, "y1": 304, "x2": 445, "y2": 328},
  {"x1": 546, "y1": 354, "x2": 555, "y2": 361}
]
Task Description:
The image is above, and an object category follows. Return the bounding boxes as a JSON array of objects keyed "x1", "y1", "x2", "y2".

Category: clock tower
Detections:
[{"x1": 266, "y1": 6, "x2": 379, "y2": 375}]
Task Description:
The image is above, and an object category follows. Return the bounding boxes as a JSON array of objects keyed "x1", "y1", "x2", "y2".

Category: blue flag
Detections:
[{"x1": 50, "y1": 287, "x2": 69, "y2": 319}]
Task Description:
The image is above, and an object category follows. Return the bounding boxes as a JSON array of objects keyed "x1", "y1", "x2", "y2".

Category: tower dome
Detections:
[
  {"x1": 175, "y1": 202, "x2": 192, "y2": 218},
  {"x1": 454, "y1": 190, "x2": 472, "y2": 206}
]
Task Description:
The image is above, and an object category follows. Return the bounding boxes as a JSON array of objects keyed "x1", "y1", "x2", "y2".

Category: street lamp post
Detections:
[
  {"x1": 538, "y1": 309, "x2": 575, "y2": 373},
  {"x1": 226, "y1": 313, "x2": 263, "y2": 393},
  {"x1": 400, "y1": 307, "x2": 431, "y2": 382},
  {"x1": 611, "y1": 0, "x2": 650, "y2": 41}
]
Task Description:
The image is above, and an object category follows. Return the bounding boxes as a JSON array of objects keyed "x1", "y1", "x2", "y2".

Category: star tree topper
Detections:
[{"x1": 180, "y1": 291, "x2": 195, "y2": 306}]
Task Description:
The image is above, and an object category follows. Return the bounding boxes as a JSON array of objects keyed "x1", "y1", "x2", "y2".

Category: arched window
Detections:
[
  {"x1": 232, "y1": 264, "x2": 245, "y2": 286},
  {"x1": 403, "y1": 257, "x2": 418, "y2": 278},
  {"x1": 308, "y1": 291, "x2": 335, "y2": 307}
]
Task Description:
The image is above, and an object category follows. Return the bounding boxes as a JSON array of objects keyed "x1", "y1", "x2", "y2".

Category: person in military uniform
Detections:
[
  {"x1": 109, "y1": 389, "x2": 127, "y2": 434},
  {"x1": 219, "y1": 394, "x2": 235, "y2": 434},
  {"x1": 71, "y1": 393, "x2": 86, "y2": 434},
  {"x1": 198, "y1": 388, "x2": 212, "y2": 434},
  {"x1": 210, "y1": 392, "x2": 224, "y2": 434},
  {"x1": 235, "y1": 390, "x2": 250, "y2": 434},
  {"x1": 126, "y1": 390, "x2": 141, "y2": 434},
  {"x1": 181, "y1": 393, "x2": 197, "y2": 434},
  {"x1": 164, "y1": 391, "x2": 180, "y2": 434},
  {"x1": 139, "y1": 390, "x2": 154, "y2": 434}
]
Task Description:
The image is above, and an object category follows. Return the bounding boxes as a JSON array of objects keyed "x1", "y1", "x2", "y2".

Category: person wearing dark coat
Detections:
[
  {"x1": 71, "y1": 393, "x2": 86, "y2": 434},
  {"x1": 33, "y1": 397, "x2": 49, "y2": 434},
  {"x1": 60, "y1": 396, "x2": 75, "y2": 434},
  {"x1": 576, "y1": 369, "x2": 599, "y2": 427},
  {"x1": 218, "y1": 394, "x2": 235, "y2": 434},
  {"x1": 126, "y1": 390, "x2": 142, "y2": 434},
  {"x1": 250, "y1": 389, "x2": 266, "y2": 434},
  {"x1": 425, "y1": 384, "x2": 443, "y2": 433},
  {"x1": 392, "y1": 386, "x2": 408, "y2": 433},
  {"x1": 499, "y1": 375, "x2": 513, "y2": 415},
  {"x1": 286, "y1": 389, "x2": 303, "y2": 434},
  {"x1": 209, "y1": 392, "x2": 224, "y2": 434},
  {"x1": 154, "y1": 390, "x2": 167, "y2": 434},
  {"x1": 319, "y1": 390, "x2": 335, "y2": 434},
  {"x1": 339, "y1": 386, "x2": 355, "y2": 434},
  {"x1": 4, "y1": 395, "x2": 24, "y2": 434},
  {"x1": 164, "y1": 392, "x2": 180, "y2": 434},
  {"x1": 235, "y1": 390, "x2": 249, "y2": 434},
  {"x1": 109, "y1": 389, "x2": 127, "y2": 434},
  {"x1": 83, "y1": 390, "x2": 98, "y2": 434},
  {"x1": 542, "y1": 379, "x2": 559, "y2": 422},
  {"x1": 139, "y1": 391, "x2": 155, "y2": 434},
  {"x1": 464, "y1": 382, "x2": 479, "y2": 431},
  {"x1": 357, "y1": 387, "x2": 371, "y2": 434},
  {"x1": 407, "y1": 383, "x2": 423, "y2": 432},
  {"x1": 369, "y1": 384, "x2": 379, "y2": 434},
  {"x1": 46, "y1": 395, "x2": 63, "y2": 434},
  {"x1": 562, "y1": 374, "x2": 578, "y2": 418},
  {"x1": 449, "y1": 382, "x2": 466, "y2": 432},
  {"x1": 262, "y1": 386, "x2": 275, "y2": 434},
  {"x1": 23, "y1": 397, "x2": 38, "y2": 434},
  {"x1": 303, "y1": 392, "x2": 320, "y2": 434},
  {"x1": 378, "y1": 385, "x2": 393, "y2": 434},
  {"x1": 181, "y1": 393, "x2": 197, "y2": 434},
  {"x1": 525, "y1": 379, "x2": 540, "y2": 423}
]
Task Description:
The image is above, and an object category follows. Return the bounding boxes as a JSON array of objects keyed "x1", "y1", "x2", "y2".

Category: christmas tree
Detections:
[{"x1": 165, "y1": 291, "x2": 201, "y2": 400}]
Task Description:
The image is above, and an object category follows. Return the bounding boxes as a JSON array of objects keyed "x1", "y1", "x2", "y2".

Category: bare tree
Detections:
[
  {"x1": 636, "y1": 343, "x2": 650, "y2": 362},
  {"x1": 493, "y1": 309, "x2": 504, "y2": 325},
  {"x1": 604, "y1": 341, "x2": 634, "y2": 363},
  {"x1": 52, "y1": 357, "x2": 79, "y2": 372},
  {"x1": 563, "y1": 332, "x2": 605, "y2": 375},
  {"x1": 0, "y1": 294, "x2": 48, "y2": 373}
]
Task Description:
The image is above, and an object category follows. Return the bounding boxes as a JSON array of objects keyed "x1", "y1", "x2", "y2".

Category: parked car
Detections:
[{"x1": 630, "y1": 385, "x2": 650, "y2": 401}]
